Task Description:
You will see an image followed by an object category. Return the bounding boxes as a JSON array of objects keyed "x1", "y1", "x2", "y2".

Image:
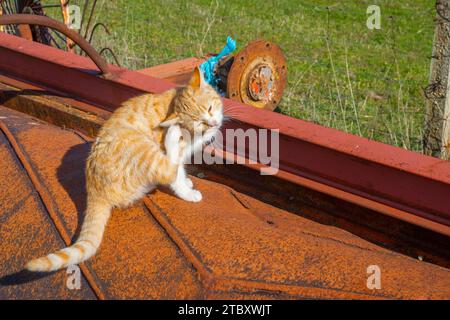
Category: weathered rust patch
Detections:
[{"x1": 146, "y1": 178, "x2": 450, "y2": 299}]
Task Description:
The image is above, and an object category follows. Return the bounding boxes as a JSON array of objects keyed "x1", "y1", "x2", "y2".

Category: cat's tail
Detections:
[{"x1": 25, "y1": 200, "x2": 111, "y2": 272}]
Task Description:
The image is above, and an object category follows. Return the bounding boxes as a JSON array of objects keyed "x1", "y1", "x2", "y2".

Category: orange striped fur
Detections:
[{"x1": 25, "y1": 68, "x2": 223, "y2": 272}]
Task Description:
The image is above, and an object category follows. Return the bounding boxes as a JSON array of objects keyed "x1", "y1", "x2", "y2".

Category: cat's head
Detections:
[{"x1": 160, "y1": 67, "x2": 223, "y2": 136}]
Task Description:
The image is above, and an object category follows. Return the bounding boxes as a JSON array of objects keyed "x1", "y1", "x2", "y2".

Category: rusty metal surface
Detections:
[
  {"x1": 0, "y1": 106, "x2": 449, "y2": 299},
  {"x1": 0, "y1": 112, "x2": 96, "y2": 299},
  {"x1": 138, "y1": 56, "x2": 207, "y2": 86},
  {"x1": 16, "y1": 24, "x2": 32, "y2": 41},
  {"x1": 226, "y1": 40, "x2": 287, "y2": 110},
  {"x1": 0, "y1": 32, "x2": 449, "y2": 236},
  {"x1": 145, "y1": 188, "x2": 450, "y2": 299}
]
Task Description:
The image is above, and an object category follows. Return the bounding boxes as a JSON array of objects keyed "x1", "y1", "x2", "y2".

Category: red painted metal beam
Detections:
[
  {"x1": 0, "y1": 32, "x2": 172, "y2": 110},
  {"x1": 219, "y1": 105, "x2": 450, "y2": 235},
  {"x1": 0, "y1": 14, "x2": 110, "y2": 75},
  {"x1": 0, "y1": 32, "x2": 449, "y2": 235}
]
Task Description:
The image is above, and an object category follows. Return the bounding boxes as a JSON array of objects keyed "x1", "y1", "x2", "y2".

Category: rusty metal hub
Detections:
[
  {"x1": 248, "y1": 63, "x2": 274, "y2": 101},
  {"x1": 226, "y1": 40, "x2": 287, "y2": 110}
]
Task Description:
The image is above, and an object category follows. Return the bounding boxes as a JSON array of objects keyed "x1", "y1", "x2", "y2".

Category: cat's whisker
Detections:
[
  {"x1": 223, "y1": 113, "x2": 241, "y2": 119},
  {"x1": 224, "y1": 109, "x2": 247, "y2": 117},
  {"x1": 224, "y1": 109, "x2": 245, "y2": 115},
  {"x1": 222, "y1": 116, "x2": 245, "y2": 126},
  {"x1": 222, "y1": 115, "x2": 232, "y2": 122}
]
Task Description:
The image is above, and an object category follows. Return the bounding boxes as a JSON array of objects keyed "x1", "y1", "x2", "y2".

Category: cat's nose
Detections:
[{"x1": 208, "y1": 119, "x2": 219, "y2": 127}]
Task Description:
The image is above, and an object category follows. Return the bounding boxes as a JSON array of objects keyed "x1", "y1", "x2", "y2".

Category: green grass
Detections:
[{"x1": 44, "y1": 0, "x2": 436, "y2": 152}]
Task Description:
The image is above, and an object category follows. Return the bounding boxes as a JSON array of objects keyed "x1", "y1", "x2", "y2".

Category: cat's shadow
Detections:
[
  {"x1": 1, "y1": 142, "x2": 91, "y2": 287},
  {"x1": 57, "y1": 142, "x2": 92, "y2": 242}
]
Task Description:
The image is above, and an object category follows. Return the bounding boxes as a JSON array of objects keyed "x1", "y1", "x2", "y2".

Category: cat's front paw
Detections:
[
  {"x1": 165, "y1": 125, "x2": 182, "y2": 148},
  {"x1": 165, "y1": 125, "x2": 182, "y2": 164},
  {"x1": 182, "y1": 189, "x2": 202, "y2": 202},
  {"x1": 185, "y1": 177, "x2": 194, "y2": 188}
]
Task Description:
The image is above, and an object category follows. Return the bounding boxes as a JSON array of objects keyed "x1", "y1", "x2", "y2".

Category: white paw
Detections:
[
  {"x1": 182, "y1": 189, "x2": 202, "y2": 202},
  {"x1": 165, "y1": 125, "x2": 182, "y2": 147},
  {"x1": 185, "y1": 177, "x2": 194, "y2": 188},
  {"x1": 165, "y1": 125, "x2": 182, "y2": 163}
]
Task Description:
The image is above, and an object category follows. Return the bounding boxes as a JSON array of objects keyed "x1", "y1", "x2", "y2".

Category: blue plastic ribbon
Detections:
[{"x1": 199, "y1": 36, "x2": 236, "y2": 95}]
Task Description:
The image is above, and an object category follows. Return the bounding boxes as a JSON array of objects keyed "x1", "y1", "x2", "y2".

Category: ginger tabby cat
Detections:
[{"x1": 26, "y1": 67, "x2": 223, "y2": 272}]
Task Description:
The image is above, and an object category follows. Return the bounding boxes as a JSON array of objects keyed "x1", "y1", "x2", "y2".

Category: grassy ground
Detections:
[{"x1": 44, "y1": 0, "x2": 436, "y2": 152}]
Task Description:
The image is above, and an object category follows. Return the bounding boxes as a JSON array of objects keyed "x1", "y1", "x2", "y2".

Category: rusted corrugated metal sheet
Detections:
[{"x1": 0, "y1": 106, "x2": 449, "y2": 299}]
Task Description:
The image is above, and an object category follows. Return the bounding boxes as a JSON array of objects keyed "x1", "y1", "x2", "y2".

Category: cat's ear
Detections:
[
  {"x1": 159, "y1": 113, "x2": 180, "y2": 127},
  {"x1": 188, "y1": 67, "x2": 203, "y2": 89}
]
